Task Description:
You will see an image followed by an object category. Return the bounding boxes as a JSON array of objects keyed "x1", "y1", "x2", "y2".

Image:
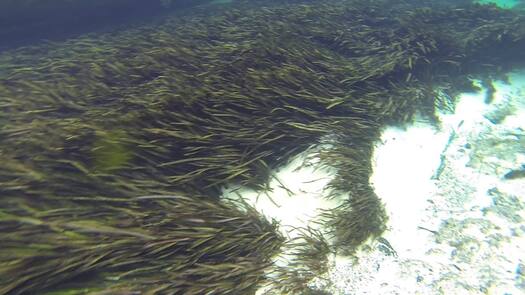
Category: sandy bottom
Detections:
[{"x1": 223, "y1": 70, "x2": 525, "y2": 294}]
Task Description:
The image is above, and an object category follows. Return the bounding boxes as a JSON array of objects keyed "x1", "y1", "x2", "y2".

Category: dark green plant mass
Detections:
[
  {"x1": 0, "y1": 195, "x2": 283, "y2": 294},
  {"x1": 0, "y1": 0, "x2": 524, "y2": 293}
]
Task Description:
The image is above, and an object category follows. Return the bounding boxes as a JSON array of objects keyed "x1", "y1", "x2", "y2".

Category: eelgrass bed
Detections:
[{"x1": 1, "y1": 0, "x2": 524, "y2": 293}]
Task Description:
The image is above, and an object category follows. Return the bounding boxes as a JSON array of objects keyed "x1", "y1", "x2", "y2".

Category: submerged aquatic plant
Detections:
[
  {"x1": 0, "y1": 0, "x2": 524, "y2": 293},
  {"x1": 0, "y1": 195, "x2": 284, "y2": 294},
  {"x1": 91, "y1": 130, "x2": 133, "y2": 172}
]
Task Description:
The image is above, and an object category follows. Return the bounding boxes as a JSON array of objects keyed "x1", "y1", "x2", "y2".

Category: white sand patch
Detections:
[
  {"x1": 371, "y1": 123, "x2": 450, "y2": 256},
  {"x1": 222, "y1": 147, "x2": 342, "y2": 241},
  {"x1": 322, "y1": 70, "x2": 525, "y2": 294},
  {"x1": 221, "y1": 146, "x2": 346, "y2": 294}
]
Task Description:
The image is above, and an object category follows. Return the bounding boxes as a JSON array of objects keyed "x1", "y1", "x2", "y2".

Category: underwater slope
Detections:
[{"x1": 0, "y1": 0, "x2": 524, "y2": 293}]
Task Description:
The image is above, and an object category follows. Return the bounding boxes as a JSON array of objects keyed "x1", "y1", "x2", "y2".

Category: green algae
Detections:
[{"x1": 91, "y1": 130, "x2": 133, "y2": 173}]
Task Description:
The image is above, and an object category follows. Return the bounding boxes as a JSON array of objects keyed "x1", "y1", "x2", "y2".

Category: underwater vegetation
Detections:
[
  {"x1": 0, "y1": 195, "x2": 283, "y2": 294},
  {"x1": 1, "y1": 0, "x2": 524, "y2": 293}
]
